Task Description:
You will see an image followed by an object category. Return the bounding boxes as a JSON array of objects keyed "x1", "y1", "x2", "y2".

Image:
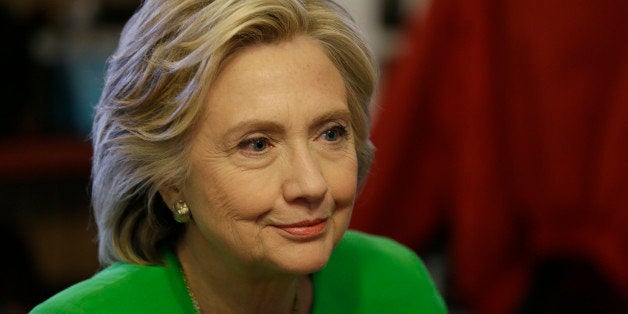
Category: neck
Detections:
[{"x1": 175, "y1": 230, "x2": 311, "y2": 313}]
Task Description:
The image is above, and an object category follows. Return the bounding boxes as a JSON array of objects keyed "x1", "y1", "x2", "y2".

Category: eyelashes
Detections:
[
  {"x1": 238, "y1": 137, "x2": 271, "y2": 153},
  {"x1": 321, "y1": 125, "x2": 348, "y2": 142},
  {"x1": 236, "y1": 124, "x2": 349, "y2": 156}
]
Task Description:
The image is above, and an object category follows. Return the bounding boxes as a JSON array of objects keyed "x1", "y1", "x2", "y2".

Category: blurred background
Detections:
[{"x1": 0, "y1": 0, "x2": 625, "y2": 313}]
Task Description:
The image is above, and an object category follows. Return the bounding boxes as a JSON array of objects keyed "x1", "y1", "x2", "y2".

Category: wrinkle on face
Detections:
[{"x1": 176, "y1": 36, "x2": 357, "y2": 277}]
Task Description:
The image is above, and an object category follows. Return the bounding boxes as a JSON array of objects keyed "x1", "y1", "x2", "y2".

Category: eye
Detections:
[
  {"x1": 238, "y1": 137, "x2": 271, "y2": 153},
  {"x1": 321, "y1": 125, "x2": 347, "y2": 142}
]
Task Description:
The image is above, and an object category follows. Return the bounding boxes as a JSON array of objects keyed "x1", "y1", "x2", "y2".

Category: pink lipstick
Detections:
[{"x1": 276, "y1": 219, "x2": 328, "y2": 237}]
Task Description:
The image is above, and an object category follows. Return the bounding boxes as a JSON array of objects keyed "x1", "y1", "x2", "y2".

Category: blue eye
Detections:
[
  {"x1": 239, "y1": 138, "x2": 269, "y2": 152},
  {"x1": 322, "y1": 125, "x2": 347, "y2": 142}
]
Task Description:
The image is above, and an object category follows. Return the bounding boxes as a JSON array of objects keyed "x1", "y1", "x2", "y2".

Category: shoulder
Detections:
[
  {"x1": 327, "y1": 230, "x2": 434, "y2": 282},
  {"x1": 30, "y1": 251, "x2": 192, "y2": 313},
  {"x1": 312, "y1": 230, "x2": 447, "y2": 314},
  {"x1": 333, "y1": 230, "x2": 424, "y2": 265}
]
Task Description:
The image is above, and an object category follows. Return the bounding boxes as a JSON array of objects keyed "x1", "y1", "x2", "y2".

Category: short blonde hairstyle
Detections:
[{"x1": 92, "y1": 0, "x2": 377, "y2": 266}]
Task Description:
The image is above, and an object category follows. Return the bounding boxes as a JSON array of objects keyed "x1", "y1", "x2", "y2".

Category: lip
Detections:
[{"x1": 274, "y1": 218, "x2": 328, "y2": 238}]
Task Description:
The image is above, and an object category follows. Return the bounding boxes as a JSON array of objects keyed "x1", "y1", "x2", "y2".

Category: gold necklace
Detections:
[
  {"x1": 181, "y1": 266, "x2": 300, "y2": 314},
  {"x1": 181, "y1": 266, "x2": 201, "y2": 314}
]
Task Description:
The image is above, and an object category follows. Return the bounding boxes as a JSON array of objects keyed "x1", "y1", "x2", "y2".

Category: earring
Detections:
[{"x1": 173, "y1": 200, "x2": 191, "y2": 223}]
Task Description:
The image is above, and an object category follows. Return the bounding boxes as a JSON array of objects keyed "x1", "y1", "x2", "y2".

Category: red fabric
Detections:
[{"x1": 350, "y1": 0, "x2": 628, "y2": 312}]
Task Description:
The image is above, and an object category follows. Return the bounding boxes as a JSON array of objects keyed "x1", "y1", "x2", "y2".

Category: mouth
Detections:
[{"x1": 273, "y1": 218, "x2": 328, "y2": 238}]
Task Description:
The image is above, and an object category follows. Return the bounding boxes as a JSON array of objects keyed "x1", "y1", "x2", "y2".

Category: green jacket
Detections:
[{"x1": 31, "y1": 231, "x2": 447, "y2": 313}]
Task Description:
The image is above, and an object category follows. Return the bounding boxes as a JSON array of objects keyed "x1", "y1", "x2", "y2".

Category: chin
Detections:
[
  {"x1": 281, "y1": 246, "x2": 334, "y2": 275},
  {"x1": 266, "y1": 230, "x2": 340, "y2": 275}
]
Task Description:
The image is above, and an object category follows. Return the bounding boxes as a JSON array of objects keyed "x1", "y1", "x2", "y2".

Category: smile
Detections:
[{"x1": 274, "y1": 218, "x2": 328, "y2": 238}]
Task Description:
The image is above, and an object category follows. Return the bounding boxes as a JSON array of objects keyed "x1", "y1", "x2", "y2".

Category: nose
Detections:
[{"x1": 281, "y1": 146, "x2": 328, "y2": 206}]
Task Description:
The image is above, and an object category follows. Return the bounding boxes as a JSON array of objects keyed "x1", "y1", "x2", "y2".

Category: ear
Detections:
[{"x1": 158, "y1": 185, "x2": 183, "y2": 211}]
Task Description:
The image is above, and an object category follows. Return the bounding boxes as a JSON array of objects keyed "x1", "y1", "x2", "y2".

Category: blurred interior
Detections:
[
  {"x1": 0, "y1": 0, "x2": 142, "y2": 312},
  {"x1": 0, "y1": 0, "x2": 625, "y2": 313}
]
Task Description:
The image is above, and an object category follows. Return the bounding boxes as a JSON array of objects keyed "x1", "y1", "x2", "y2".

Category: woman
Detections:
[{"x1": 31, "y1": 0, "x2": 446, "y2": 313}]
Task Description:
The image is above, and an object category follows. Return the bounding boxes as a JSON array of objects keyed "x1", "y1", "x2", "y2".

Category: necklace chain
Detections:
[
  {"x1": 180, "y1": 265, "x2": 299, "y2": 313},
  {"x1": 181, "y1": 267, "x2": 201, "y2": 314}
]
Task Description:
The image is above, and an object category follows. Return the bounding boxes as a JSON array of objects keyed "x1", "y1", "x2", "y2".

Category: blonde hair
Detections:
[{"x1": 92, "y1": 0, "x2": 377, "y2": 266}]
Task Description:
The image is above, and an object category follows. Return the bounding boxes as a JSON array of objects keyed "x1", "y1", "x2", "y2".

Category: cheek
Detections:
[
  {"x1": 325, "y1": 155, "x2": 357, "y2": 244},
  {"x1": 324, "y1": 153, "x2": 359, "y2": 204},
  {"x1": 191, "y1": 163, "x2": 278, "y2": 220}
]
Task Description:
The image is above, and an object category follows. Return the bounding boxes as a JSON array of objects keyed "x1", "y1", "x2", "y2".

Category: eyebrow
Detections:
[
  {"x1": 224, "y1": 120, "x2": 284, "y2": 139},
  {"x1": 308, "y1": 109, "x2": 352, "y2": 132},
  {"x1": 224, "y1": 109, "x2": 352, "y2": 138}
]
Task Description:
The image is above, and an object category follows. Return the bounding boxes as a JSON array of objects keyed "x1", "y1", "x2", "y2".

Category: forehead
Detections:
[
  {"x1": 217, "y1": 36, "x2": 343, "y2": 96},
  {"x1": 201, "y1": 36, "x2": 348, "y2": 127}
]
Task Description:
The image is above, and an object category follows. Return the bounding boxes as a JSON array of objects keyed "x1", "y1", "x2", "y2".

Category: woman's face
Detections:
[{"x1": 167, "y1": 36, "x2": 357, "y2": 276}]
